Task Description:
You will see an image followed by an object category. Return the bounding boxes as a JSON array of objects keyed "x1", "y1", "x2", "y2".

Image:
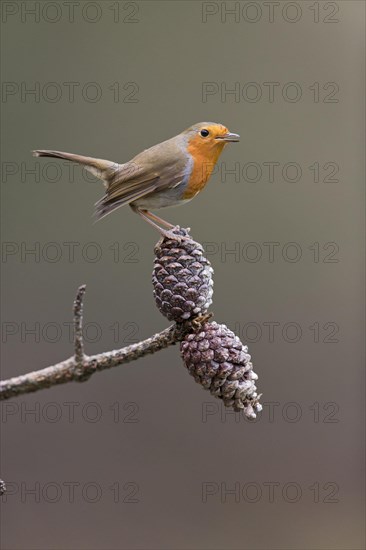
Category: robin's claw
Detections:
[{"x1": 159, "y1": 229, "x2": 192, "y2": 242}]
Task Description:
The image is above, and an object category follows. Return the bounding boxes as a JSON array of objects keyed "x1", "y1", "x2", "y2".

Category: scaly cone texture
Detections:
[
  {"x1": 181, "y1": 321, "x2": 262, "y2": 419},
  {"x1": 152, "y1": 228, "x2": 214, "y2": 322}
]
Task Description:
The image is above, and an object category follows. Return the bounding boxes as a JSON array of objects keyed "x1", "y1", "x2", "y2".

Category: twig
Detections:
[
  {"x1": 0, "y1": 285, "x2": 187, "y2": 401},
  {"x1": 73, "y1": 284, "x2": 86, "y2": 364}
]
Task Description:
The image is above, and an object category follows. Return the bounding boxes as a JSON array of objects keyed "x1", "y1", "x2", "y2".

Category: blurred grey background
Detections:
[{"x1": 1, "y1": 1, "x2": 365, "y2": 549}]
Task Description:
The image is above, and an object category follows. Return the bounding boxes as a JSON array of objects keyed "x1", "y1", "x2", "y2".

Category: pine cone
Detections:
[
  {"x1": 152, "y1": 228, "x2": 214, "y2": 322},
  {"x1": 181, "y1": 321, "x2": 262, "y2": 419},
  {"x1": 0, "y1": 479, "x2": 6, "y2": 496}
]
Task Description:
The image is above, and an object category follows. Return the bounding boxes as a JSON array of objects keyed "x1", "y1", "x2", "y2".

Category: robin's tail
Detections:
[{"x1": 32, "y1": 149, "x2": 120, "y2": 187}]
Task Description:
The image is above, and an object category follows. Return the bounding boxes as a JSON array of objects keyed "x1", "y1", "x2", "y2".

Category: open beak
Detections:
[{"x1": 216, "y1": 132, "x2": 240, "y2": 143}]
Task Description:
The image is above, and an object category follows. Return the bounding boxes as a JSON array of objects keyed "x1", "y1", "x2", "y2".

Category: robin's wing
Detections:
[
  {"x1": 95, "y1": 171, "x2": 161, "y2": 220},
  {"x1": 95, "y1": 138, "x2": 189, "y2": 220}
]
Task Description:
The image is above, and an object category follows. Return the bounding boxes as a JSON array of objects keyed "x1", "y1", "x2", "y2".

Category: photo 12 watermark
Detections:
[
  {"x1": 1, "y1": 81, "x2": 140, "y2": 104},
  {"x1": 201, "y1": 400, "x2": 340, "y2": 424},
  {"x1": 1, "y1": 241, "x2": 140, "y2": 264},
  {"x1": 229, "y1": 320, "x2": 340, "y2": 344},
  {"x1": 1, "y1": 319, "x2": 140, "y2": 344},
  {"x1": 201, "y1": 241, "x2": 340, "y2": 264},
  {"x1": 1, "y1": 480, "x2": 140, "y2": 504},
  {"x1": 201, "y1": 2, "x2": 340, "y2": 24},
  {"x1": 1, "y1": 1, "x2": 140, "y2": 24},
  {"x1": 211, "y1": 160, "x2": 340, "y2": 185},
  {"x1": 202, "y1": 81, "x2": 340, "y2": 103},
  {"x1": 201, "y1": 480, "x2": 340, "y2": 503},
  {"x1": 1, "y1": 400, "x2": 140, "y2": 424}
]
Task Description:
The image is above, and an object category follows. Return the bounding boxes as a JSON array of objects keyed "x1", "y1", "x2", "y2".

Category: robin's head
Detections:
[{"x1": 184, "y1": 122, "x2": 240, "y2": 152}]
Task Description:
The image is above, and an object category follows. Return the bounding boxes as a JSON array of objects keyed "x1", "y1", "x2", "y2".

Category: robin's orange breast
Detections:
[{"x1": 182, "y1": 139, "x2": 225, "y2": 200}]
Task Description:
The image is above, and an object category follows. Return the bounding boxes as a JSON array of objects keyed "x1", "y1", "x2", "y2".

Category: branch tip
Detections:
[{"x1": 73, "y1": 284, "x2": 87, "y2": 364}]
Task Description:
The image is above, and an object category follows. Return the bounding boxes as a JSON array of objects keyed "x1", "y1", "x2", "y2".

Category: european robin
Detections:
[{"x1": 33, "y1": 122, "x2": 239, "y2": 239}]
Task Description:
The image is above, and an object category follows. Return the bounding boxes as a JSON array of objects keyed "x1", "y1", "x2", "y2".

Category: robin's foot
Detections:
[{"x1": 159, "y1": 228, "x2": 192, "y2": 242}]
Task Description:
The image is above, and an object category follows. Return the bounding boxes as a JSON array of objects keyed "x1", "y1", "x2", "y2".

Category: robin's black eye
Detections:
[{"x1": 200, "y1": 129, "x2": 209, "y2": 137}]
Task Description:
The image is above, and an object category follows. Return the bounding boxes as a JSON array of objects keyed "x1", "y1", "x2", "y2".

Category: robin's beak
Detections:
[{"x1": 216, "y1": 132, "x2": 240, "y2": 142}]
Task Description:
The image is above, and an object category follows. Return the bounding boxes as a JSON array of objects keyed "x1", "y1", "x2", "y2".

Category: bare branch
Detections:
[
  {"x1": 73, "y1": 284, "x2": 86, "y2": 364},
  {"x1": 0, "y1": 285, "x2": 187, "y2": 401}
]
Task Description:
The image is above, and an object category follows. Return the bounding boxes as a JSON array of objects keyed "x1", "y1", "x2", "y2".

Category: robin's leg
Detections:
[
  {"x1": 130, "y1": 206, "x2": 190, "y2": 241},
  {"x1": 141, "y1": 209, "x2": 175, "y2": 229}
]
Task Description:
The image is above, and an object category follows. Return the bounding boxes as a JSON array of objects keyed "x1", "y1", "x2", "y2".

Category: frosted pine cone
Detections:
[
  {"x1": 181, "y1": 321, "x2": 262, "y2": 419},
  {"x1": 152, "y1": 228, "x2": 214, "y2": 322}
]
